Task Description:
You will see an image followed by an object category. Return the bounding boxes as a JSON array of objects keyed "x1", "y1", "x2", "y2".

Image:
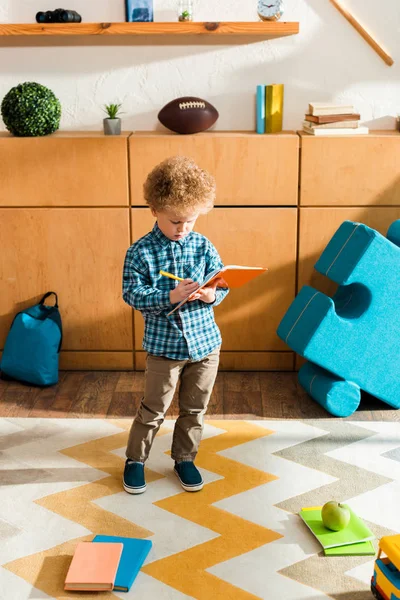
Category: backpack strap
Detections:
[
  {"x1": 39, "y1": 292, "x2": 58, "y2": 308},
  {"x1": 39, "y1": 293, "x2": 63, "y2": 353}
]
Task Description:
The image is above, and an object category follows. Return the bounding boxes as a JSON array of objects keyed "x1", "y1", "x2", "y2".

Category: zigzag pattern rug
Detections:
[{"x1": 1, "y1": 418, "x2": 399, "y2": 599}]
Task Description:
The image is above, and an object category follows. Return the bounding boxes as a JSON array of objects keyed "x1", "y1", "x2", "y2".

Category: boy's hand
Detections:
[
  {"x1": 188, "y1": 277, "x2": 224, "y2": 304},
  {"x1": 170, "y1": 279, "x2": 199, "y2": 305}
]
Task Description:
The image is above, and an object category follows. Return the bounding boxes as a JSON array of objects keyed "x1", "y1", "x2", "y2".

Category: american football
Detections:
[{"x1": 157, "y1": 96, "x2": 219, "y2": 134}]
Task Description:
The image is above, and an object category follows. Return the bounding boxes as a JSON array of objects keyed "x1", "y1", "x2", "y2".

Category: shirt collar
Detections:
[
  {"x1": 152, "y1": 222, "x2": 192, "y2": 247},
  {"x1": 152, "y1": 222, "x2": 169, "y2": 247}
]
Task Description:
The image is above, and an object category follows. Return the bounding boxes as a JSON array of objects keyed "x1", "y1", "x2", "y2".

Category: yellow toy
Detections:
[{"x1": 371, "y1": 535, "x2": 400, "y2": 599}]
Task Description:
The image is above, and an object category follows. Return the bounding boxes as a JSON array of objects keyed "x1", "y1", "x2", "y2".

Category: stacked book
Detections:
[
  {"x1": 64, "y1": 535, "x2": 152, "y2": 592},
  {"x1": 303, "y1": 102, "x2": 369, "y2": 136},
  {"x1": 299, "y1": 505, "x2": 375, "y2": 556}
]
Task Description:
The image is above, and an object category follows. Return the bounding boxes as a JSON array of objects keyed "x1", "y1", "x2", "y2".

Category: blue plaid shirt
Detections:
[{"x1": 122, "y1": 222, "x2": 229, "y2": 361}]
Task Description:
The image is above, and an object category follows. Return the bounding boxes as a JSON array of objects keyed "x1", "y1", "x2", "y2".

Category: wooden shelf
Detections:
[{"x1": 0, "y1": 21, "x2": 299, "y2": 39}]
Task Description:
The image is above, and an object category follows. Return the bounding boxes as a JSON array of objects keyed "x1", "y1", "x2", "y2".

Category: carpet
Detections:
[{"x1": 0, "y1": 418, "x2": 399, "y2": 599}]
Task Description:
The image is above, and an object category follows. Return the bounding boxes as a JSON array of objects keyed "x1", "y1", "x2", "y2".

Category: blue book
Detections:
[
  {"x1": 92, "y1": 535, "x2": 152, "y2": 592},
  {"x1": 256, "y1": 85, "x2": 266, "y2": 134}
]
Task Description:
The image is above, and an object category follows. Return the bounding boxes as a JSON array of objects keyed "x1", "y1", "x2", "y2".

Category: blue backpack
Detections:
[{"x1": 1, "y1": 292, "x2": 62, "y2": 386}]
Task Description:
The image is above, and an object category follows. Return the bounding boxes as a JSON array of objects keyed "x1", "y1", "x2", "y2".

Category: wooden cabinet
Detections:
[
  {"x1": 131, "y1": 207, "x2": 297, "y2": 369},
  {"x1": 299, "y1": 131, "x2": 400, "y2": 207},
  {"x1": 0, "y1": 132, "x2": 129, "y2": 207},
  {"x1": 0, "y1": 208, "x2": 132, "y2": 368},
  {"x1": 4, "y1": 131, "x2": 399, "y2": 372},
  {"x1": 129, "y1": 132, "x2": 299, "y2": 207}
]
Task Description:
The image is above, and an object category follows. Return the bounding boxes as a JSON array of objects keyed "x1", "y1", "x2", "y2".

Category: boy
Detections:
[{"x1": 122, "y1": 155, "x2": 229, "y2": 494}]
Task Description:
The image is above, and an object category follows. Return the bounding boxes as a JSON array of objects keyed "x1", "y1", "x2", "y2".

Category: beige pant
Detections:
[{"x1": 126, "y1": 346, "x2": 220, "y2": 463}]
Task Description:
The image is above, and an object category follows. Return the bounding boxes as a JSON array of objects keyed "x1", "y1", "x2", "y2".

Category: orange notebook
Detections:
[
  {"x1": 167, "y1": 264, "x2": 267, "y2": 316},
  {"x1": 64, "y1": 541, "x2": 123, "y2": 591}
]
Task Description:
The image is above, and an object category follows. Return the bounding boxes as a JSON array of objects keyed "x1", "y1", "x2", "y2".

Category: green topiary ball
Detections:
[{"x1": 1, "y1": 81, "x2": 61, "y2": 137}]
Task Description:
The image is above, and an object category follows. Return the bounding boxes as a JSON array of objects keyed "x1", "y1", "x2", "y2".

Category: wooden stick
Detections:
[{"x1": 329, "y1": 0, "x2": 394, "y2": 66}]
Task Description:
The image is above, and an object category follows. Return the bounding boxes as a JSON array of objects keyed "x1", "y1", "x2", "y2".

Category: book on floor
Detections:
[
  {"x1": 64, "y1": 541, "x2": 123, "y2": 591},
  {"x1": 309, "y1": 102, "x2": 354, "y2": 116},
  {"x1": 305, "y1": 113, "x2": 360, "y2": 124},
  {"x1": 299, "y1": 506, "x2": 374, "y2": 550},
  {"x1": 93, "y1": 535, "x2": 152, "y2": 592},
  {"x1": 302, "y1": 126, "x2": 369, "y2": 136},
  {"x1": 167, "y1": 264, "x2": 268, "y2": 316},
  {"x1": 324, "y1": 540, "x2": 376, "y2": 556}
]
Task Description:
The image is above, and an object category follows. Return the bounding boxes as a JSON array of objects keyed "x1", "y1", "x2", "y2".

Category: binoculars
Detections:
[{"x1": 36, "y1": 8, "x2": 82, "y2": 23}]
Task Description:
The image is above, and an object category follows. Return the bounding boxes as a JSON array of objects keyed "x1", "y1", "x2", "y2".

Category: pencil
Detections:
[{"x1": 159, "y1": 270, "x2": 185, "y2": 282}]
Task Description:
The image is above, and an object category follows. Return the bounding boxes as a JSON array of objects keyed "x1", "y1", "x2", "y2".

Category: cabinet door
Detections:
[
  {"x1": 129, "y1": 132, "x2": 299, "y2": 206},
  {"x1": 0, "y1": 133, "x2": 129, "y2": 207},
  {"x1": 131, "y1": 207, "x2": 297, "y2": 357},
  {"x1": 300, "y1": 132, "x2": 400, "y2": 207},
  {"x1": 0, "y1": 209, "x2": 132, "y2": 356},
  {"x1": 299, "y1": 207, "x2": 400, "y2": 296}
]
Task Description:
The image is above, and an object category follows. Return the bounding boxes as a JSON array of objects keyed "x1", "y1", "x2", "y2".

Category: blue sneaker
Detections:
[
  {"x1": 174, "y1": 461, "x2": 204, "y2": 492},
  {"x1": 123, "y1": 459, "x2": 146, "y2": 494}
]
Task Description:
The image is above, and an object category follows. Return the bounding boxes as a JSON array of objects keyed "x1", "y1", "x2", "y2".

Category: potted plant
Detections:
[
  {"x1": 103, "y1": 103, "x2": 123, "y2": 135},
  {"x1": 1, "y1": 81, "x2": 61, "y2": 137}
]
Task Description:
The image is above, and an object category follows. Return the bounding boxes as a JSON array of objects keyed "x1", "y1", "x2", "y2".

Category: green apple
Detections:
[{"x1": 321, "y1": 501, "x2": 351, "y2": 531}]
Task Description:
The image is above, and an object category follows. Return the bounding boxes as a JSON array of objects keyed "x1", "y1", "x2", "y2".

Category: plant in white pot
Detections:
[{"x1": 103, "y1": 103, "x2": 123, "y2": 135}]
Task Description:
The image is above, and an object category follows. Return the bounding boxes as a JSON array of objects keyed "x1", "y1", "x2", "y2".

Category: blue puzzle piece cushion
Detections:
[
  {"x1": 298, "y1": 362, "x2": 361, "y2": 417},
  {"x1": 277, "y1": 220, "x2": 400, "y2": 417}
]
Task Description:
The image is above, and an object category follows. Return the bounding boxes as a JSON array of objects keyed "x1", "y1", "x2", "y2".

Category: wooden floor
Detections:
[{"x1": 0, "y1": 371, "x2": 397, "y2": 421}]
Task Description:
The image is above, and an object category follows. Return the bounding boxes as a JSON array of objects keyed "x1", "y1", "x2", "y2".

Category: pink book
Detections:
[{"x1": 64, "y1": 541, "x2": 123, "y2": 591}]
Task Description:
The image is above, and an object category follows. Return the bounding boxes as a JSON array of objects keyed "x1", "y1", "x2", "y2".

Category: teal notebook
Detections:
[
  {"x1": 93, "y1": 535, "x2": 152, "y2": 592},
  {"x1": 299, "y1": 506, "x2": 374, "y2": 550}
]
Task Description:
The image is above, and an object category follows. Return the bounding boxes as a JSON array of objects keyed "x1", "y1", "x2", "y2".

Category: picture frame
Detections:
[{"x1": 125, "y1": 0, "x2": 154, "y2": 22}]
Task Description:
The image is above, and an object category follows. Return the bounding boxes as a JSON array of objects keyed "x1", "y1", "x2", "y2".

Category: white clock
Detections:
[{"x1": 257, "y1": 0, "x2": 284, "y2": 21}]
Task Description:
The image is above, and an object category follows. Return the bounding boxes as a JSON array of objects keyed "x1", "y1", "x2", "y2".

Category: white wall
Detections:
[{"x1": 1, "y1": 0, "x2": 399, "y2": 132}]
